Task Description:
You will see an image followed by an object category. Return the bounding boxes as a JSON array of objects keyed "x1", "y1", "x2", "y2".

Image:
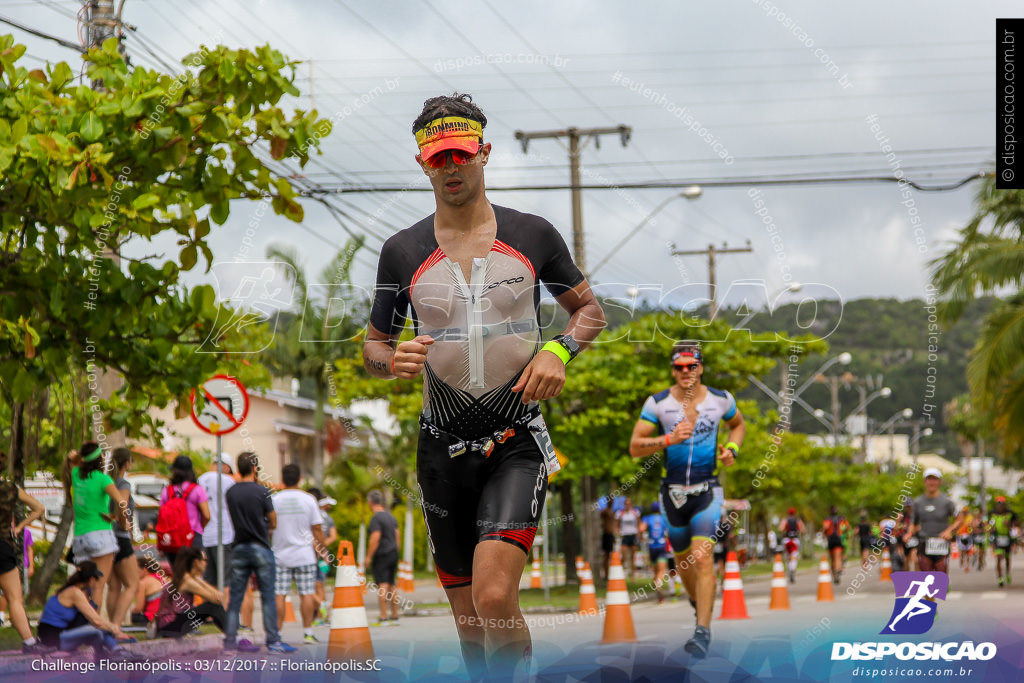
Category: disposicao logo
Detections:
[
  {"x1": 881, "y1": 571, "x2": 948, "y2": 635},
  {"x1": 831, "y1": 571, "x2": 997, "y2": 663}
]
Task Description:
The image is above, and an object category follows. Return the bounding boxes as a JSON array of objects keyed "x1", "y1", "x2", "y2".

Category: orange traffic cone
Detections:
[
  {"x1": 601, "y1": 551, "x2": 636, "y2": 643},
  {"x1": 879, "y1": 549, "x2": 892, "y2": 582},
  {"x1": 327, "y1": 541, "x2": 374, "y2": 662},
  {"x1": 358, "y1": 565, "x2": 367, "y2": 593},
  {"x1": 719, "y1": 551, "x2": 750, "y2": 619},
  {"x1": 283, "y1": 594, "x2": 297, "y2": 623},
  {"x1": 399, "y1": 561, "x2": 415, "y2": 593},
  {"x1": 769, "y1": 553, "x2": 791, "y2": 610},
  {"x1": 530, "y1": 556, "x2": 543, "y2": 589},
  {"x1": 817, "y1": 556, "x2": 834, "y2": 602},
  {"x1": 577, "y1": 562, "x2": 599, "y2": 615},
  {"x1": 576, "y1": 555, "x2": 584, "y2": 575},
  {"x1": 951, "y1": 542, "x2": 959, "y2": 563}
]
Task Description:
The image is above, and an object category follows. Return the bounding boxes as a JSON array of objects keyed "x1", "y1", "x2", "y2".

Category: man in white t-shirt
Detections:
[
  {"x1": 271, "y1": 464, "x2": 324, "y2": 644},
  {"x1": 198, "y1": 453, "x2": 236, "y2": 595}
]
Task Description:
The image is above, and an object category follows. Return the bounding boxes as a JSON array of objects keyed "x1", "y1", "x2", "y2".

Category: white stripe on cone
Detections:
[
  {"x1": 773, "y1": 561, "x2": 784, "y2": 572},
  {"x1": 771, "y1": 578, "x2": 787, "y2": 588},
  {"x1": 725, "y1": 560, "x2": 740, "y2": 572},
  {"x1": 605, "y1": 590, "x2": 630, "y2": 605},
  {"x1": 337, "y1": 564, "x2": 360, "y2": 588},
  {"x1": 723, "y1": 579, "x2": 744, "y2": 591},
  {"x1": 608, "y1": 565, "x2": 625, "y2": 581},
  {"x1": 331, "y1": 606, "x2": 369, "y2": 630},
  {"x1": 580, "y1": 585, "x2": 596, "y2": 594}
]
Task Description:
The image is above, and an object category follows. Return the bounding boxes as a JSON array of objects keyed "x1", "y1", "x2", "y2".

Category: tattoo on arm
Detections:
[{"x1": 368, "y1": 358, "x2": 390, "y2": 372}]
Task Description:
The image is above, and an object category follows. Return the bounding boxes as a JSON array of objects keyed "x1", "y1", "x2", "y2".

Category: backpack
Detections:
[{"x1": 156, "y1": 483, "x2": 197, "y2": 554}]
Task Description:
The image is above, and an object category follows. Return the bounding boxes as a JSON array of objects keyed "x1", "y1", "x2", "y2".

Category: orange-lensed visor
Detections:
[{"x1": 415, "y1": 116, "x2": 483, "y2": 162}]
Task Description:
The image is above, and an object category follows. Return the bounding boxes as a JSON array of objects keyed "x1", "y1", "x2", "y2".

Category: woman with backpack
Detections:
[
  {"x1": 67, "y1": 443, "x2": 132, "y2": 639},
  {"x1": 157, "y1": 456, "x2": 210, "y2": 569},
  {"x1": 154, "y1": 547, "x2": 227, "y2": 638}
]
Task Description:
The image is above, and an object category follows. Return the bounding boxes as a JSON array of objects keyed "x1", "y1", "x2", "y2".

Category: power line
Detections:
[
  {"x1": 301, "y1": 170, "x2": 989, "y2": 195},
  {"x1": 0, "y1": 12, "x2": 81, "y2": 49}
]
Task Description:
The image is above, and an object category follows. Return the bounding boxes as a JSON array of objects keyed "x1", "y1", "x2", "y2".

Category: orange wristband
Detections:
[{"x1": 664, "y1": 434, "x2": 671, "y2": 448}]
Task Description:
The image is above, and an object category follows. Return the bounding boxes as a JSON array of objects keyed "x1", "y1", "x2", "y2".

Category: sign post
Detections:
[{"x1": 190, "y1": 374, "x2": 249, "y2": 592}]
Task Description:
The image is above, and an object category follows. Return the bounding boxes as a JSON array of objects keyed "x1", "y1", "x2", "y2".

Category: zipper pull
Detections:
[{"x1": 471, "y1": 294, "x2": 476, "y2": 304}]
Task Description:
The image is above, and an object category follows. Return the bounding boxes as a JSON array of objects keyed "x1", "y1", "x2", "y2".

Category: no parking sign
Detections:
[{"x1": 190, "y1": 374, "x2": 249, "y2": 435}]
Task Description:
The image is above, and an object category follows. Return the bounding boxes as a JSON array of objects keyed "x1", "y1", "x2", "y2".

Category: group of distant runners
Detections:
[{"x1": 778, "y1": 470, "x2": 1020, "y2": 588}]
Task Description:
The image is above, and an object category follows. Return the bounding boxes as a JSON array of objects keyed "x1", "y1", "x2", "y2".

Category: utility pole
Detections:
[
  {"x1": 514, "y1": 124, "x2": 630, "y2": 583},
  {"x1": 670, "y1": 242, "x2": 753, "y2": 318},
  {"x1": 85, "y1": 0, "x2": 129, "y2": 446},
  {"x1": 514, "y1": 125, "x2": 631, "y2": 274}
]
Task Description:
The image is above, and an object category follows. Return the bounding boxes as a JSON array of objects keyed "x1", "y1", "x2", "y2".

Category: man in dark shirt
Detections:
[
  {"x1": 223, "y1": 452, "x2": 295, "y2": 654},
  {"x1": 363, "y1": 490, "x2": 400, "y2": 626}
]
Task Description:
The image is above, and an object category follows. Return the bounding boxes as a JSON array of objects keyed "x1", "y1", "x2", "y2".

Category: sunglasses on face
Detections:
[
  {"x1": 421, "y1": 148, "x2": 479, "y2": 169},
  {"x1": 672, "y1": 363, "x2": 700, "y2": 372}
]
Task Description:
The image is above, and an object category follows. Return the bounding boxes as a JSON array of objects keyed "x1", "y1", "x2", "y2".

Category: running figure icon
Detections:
[
  {"x1": 887, "y1": 574, "x2": 938, "y2": 631},
  {"x1": 880, "y1": 571, "x2": 948, "y2": 635}
]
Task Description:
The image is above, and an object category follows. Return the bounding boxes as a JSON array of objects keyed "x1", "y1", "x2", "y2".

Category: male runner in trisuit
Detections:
[
  {"x1": 364, "y1": 93, "x2": 605, "y2": 675},
  {"x1": 990, "y1": 496, "x2": 1019, "y2": 587},
  {"x1": 629, "y1": 342, "x2": 745, "y2": 658},
  {"x1": 904, "y1": 468, "x2": 964, "y2": 575},
  {"x1": 778, "y1": 507, "x2": 806, "y2": 583}
]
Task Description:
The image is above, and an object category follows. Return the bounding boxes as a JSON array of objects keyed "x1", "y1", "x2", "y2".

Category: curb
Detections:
[{"x1": 0, "y1": 634, "x2": 223, "y2": 676}]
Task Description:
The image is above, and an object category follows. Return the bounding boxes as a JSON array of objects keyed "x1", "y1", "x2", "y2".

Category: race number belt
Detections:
[
  {"x1": 924, "y1": 537, "x2": 949, "y2": 556},
  {"x1": 420, "y1": 407, "x2": 540, "y2": 459},
  {"x1": 996, "y1": 535, "x2": 1011, "y2": 548},
  {"x1": 666, "y1": 481, "x2": 712, "y2": 509}
]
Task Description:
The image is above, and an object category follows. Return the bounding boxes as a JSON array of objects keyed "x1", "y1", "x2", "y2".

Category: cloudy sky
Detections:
[{"x1": 4, "y1": 0, "x2": 1010, "y2": 313}]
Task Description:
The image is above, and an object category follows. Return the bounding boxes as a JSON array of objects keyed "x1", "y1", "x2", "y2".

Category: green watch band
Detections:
[
  {"x1": 542, "y1": 340, "x2": 572, "y2": 365},
  {"x1": 725, "y1": 441, "x2": 739, "y2": 455}
]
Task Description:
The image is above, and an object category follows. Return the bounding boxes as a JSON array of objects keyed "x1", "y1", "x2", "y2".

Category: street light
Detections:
[
  {"x1": 746, "y1": 350, "x2": 851, "y2": 433},
  {"x1": 590, "y1": 187, "x2": 702, "y2": 278},
  {"x1": 879, "y1": 408, "x2": 914, "y2": 468},
  {"x1": 770, "y1": 281, "x2": 803, "y2": 302}
]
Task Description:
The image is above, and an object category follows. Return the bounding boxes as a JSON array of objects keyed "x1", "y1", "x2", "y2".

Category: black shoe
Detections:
[
  {"x1": 684, "y1": 626, "x2": 711, "y2": 658},
  {"x1": 22, "y1": 642, "x2": 56, "y2": 655}
]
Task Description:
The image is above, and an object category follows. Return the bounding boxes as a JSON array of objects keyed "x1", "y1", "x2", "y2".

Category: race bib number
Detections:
[
  {"x1": 528, "y1": 413, "x2": 560, "y2": 476},
  {"x1": 905, "y1": 536, "x2": 919, "y2": 549},
  {"x1": 666, "y1": 482, "x2": 709, "y2": 509},
  {"x1": 924, "y1": 537, "x2": 949, "y2": 556},
  {"x1": 996, "y1": 535, "x2": 1011, "y2": 548}
]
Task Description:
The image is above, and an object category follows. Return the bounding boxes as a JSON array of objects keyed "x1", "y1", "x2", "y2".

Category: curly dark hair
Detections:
[{"x1": 412, "y1": 93, "x2": 487, "y2": 135}]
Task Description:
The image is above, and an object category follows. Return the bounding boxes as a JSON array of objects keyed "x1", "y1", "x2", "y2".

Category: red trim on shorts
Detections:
[
  {"x1": 491, "y1": 241, "x2": 536, "y2": 279},
  {"x1": 436, "y1": 566, "x2": 472, "y2": 588},
  {"x1": 481, "y1": 527, "x2": 537, "y2": 553}
]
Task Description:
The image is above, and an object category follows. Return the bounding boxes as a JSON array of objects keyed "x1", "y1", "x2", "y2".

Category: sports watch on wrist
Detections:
[{"x1": 552, "y1": 334, "x2": 581, "y2": 361}]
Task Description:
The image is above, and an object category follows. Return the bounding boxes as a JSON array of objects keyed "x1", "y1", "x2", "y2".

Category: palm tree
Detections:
[
  {"x1": 931, "y1": 177, "x2": 1024, "y2": 461},
  {"x1": 265, "y1": 236, "x2": 366, "y2": 485}
]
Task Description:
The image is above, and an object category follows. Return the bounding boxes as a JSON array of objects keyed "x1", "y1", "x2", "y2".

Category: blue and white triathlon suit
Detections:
[{"x1": 638, "y1": 386, "x2": 736, "y2": 552}]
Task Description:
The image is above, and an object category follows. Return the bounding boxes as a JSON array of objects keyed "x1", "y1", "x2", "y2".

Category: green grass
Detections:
[{"x1": 0, "y1": 626, "x2": 22, "y2": 652}]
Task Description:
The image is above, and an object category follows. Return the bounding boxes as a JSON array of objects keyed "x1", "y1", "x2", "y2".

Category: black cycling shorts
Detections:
[
  {"x1": 0, "y1": 539, "x2": 17, "y2": 575},
  {"x1": 114, "y1": 534, "x2": 134, "y2": 563},
  {"x1": 417, "y1": 425, "x2": 547, "y2": 589}
]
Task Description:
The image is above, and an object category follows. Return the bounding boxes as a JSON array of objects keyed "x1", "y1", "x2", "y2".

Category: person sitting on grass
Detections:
[
  {"x1": 36, "y1": 561, "x2": 145, "y2": 662},
  {"x1": 154, "y1": 547, "x2": 227, "y2": 638},
  {"x1": 131, "y1": 555, "x2": 168, "y2": 626}
]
